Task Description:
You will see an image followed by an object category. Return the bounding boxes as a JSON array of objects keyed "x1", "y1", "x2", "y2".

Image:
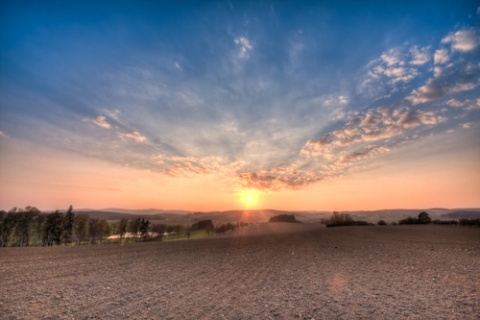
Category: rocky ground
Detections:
[{"x1": 1, "y1": 224, "x2": 479, "y2": 319}]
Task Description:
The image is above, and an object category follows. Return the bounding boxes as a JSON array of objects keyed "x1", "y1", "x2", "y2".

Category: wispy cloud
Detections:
[
  {"x1": 446, "y1": 99, "x2": 466, "y2": 108},
  {"x1": 338, "y1": 145, "x2": 391, "y2": 164},
  {"x1": 0, "y1": 131, "x2": 9, "y2": 139},
  {"x1": 89, "y1": 116, "x2": 111, "y2": 129},
  {"x1": 237, "y1": 104, "x2": 448, "y2": 191},
  {"x1": 303, "y1": 107, "x2": 445, "y2": 155},
  {"x1": 120, "y1": 131, "x2": 147, "y2": 143},
  {"x1": 238, "y1": 168, "x2": 323, "y2": 191},
  {"x1": 234, "y1": 36, "x2": 253, "y2": 59}
]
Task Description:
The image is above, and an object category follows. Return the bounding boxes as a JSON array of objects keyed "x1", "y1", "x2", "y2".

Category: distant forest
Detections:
[
  {"x1": 0, "y1": 206, "x2": 251, "y2": 247},
  {"x1": 0, "y1": 206, "x2": 145, "y2": 247}
]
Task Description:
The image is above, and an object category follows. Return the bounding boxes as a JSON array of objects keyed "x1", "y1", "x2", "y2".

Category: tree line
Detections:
[
  {"x1": 0, "y1": 207, "x2": 254, "y2": 247},
  {"x1": 0, "y1": 206, "x2": 157, "y2": 247},
  {"x1": 0, "y1": 206, "x2": 111, "y2": 247},
  {"x1": 323, "y1": 211, "x2": 480, "y2": 227}
]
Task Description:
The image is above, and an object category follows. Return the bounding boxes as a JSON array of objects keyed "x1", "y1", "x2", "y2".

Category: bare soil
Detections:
[{"x1": 1, "y1": 224, "x2": 479, "y2": 319}]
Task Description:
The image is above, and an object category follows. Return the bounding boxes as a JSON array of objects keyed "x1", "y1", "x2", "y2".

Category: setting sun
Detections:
[{"x1": 237, "y1": 189, "x2": 261, "y2": 208}]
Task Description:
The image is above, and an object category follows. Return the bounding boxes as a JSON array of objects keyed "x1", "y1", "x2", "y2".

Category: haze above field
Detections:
[
  {"x1": 73, "y1": 207, "x2": 480, "y2": 225},
  {"x1": 1, "y1": 1, "x2": 479, "y2": 211}
]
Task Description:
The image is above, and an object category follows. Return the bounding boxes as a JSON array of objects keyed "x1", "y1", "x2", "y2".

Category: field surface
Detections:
[{"x1": 1, "y1": 224, "x2": 479, "y2": 319}]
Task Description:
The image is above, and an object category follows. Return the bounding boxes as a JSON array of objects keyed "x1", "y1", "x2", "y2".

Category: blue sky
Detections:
[{"x1": 0, "y1": 1, "x2": 479, "y2": 210}]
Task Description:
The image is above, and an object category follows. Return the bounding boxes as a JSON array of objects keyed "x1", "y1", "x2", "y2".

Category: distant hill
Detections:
[
  {"x1": 100, "y1": 208, "x2": 190, "y2": 215},
  {"x1": 75, "y1": 210, "x2": 185, "y2": 221},
  {"x1": 65, "y1": 207, "x2": 480, "y2": 224},
  {"x1": 442, "y1": 211, "x2": 480, "y2": 220}
]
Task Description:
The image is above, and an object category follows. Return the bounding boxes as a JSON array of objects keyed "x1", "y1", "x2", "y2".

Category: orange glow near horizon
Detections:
[
  {"x1": 0, "y1": 137, "x2": 479, "y2": 212},
  {"x1": 236, "y1": 189, "x2": 262, "y2": 209}
]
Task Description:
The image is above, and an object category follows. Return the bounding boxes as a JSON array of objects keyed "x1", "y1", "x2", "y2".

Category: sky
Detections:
[{"x1": 0, "y1": 1, "x2": 479, "y2": 212}]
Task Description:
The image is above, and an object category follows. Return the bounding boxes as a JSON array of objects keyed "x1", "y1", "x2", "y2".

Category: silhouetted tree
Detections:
[
  {"x1": 326, "y1": 211, "x2": 353, "y2": 227},
  {"x1": 15, "y1": 207, "x2": 40, "y2": 246},
  {"x1": 151, "y1": 223, "x2": 167, "y2": 240},
  {"x1": 326, "y1": 211, "x2": 373, "y2": 227},
  {"x1": 269, "y1": 214, "x2": 300, "y2": 223},
  {"x1": 398, "y1": 212, "x2": 432, "y2": 225},
  {"x1": 459, "y1": 218, "x2": 480, "y2": 226},
  {"x1": 88, "y1": 218, "x2": 100, "y2": 244},
  {"x1": 399, "y1": 216, "x2": 417, "y2": 225},
  {"x1": 0, "y1": 210, "x2": 14, "y2": 247},
  {"x1": 139, "y1": 218, "x2": 150, "y2": 241},
  {"x1": 44, "y1": 211, "x2": 64, "y2": 246},
  {"x1": 74, "y1": 213, "x2": 89, "y2": 244},
  {"x1": 98, "y1": 219, "x2": 111, "y2": 242},
  {"x1": 417, "y1": 212, "x2": 431, "y2": 224},
  {"x1": 32, "y1": 214, "x2": 45, "y2": 245},
  {"x1": 191, "y1": 220, "x2": 214, "y2": 231},
  {"x1": 117, "y1": 218, "x2": 128, "y2": 242},
  {"x1": 128, "y1": 218, "x2": 140, "y2": 239},
  {"x1": 166, "y1": 224, "x2": 184, "y2": 239},
  {"x1": 214, "y1": 222, "x2": 237, "y2": 234},
  {"x1": 63, "y1": 205, "x2": 75, "y2": 245}
]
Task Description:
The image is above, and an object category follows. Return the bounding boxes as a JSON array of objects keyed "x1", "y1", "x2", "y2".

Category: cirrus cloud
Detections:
[
  {"x1": 89, "y1": 116, "x2": 111, "y2": 129},
  {"x1": 120, "y1": 131, "x2": 147, "y2": 143}
]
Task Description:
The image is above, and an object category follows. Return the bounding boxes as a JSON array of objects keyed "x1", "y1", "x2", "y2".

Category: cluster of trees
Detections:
[
  {"x1": 0, "y1": 206, "x2": 160, "y2": 247},
  {"x1": 398, "y1": 212, "x2": 432, "y2": 225},
  {"x1": 0, "y1": 206, "x2": 111, "y2": 247},
  {"x1": 397, "y1": 212, "x2": 479, "y2": 226},
  {"x1": 322, "y1": 211, "x2": 480, "y2": 228},
  {"x1": 457, "y1": 219, "x2": 480, "y2": 226},
  {"x1": 189, "y1": 219, "x2": 249, "y2": 235},
  {"x1": 0, "y1": 205, "x2": 260, "y2": 247},
  {"x1": 325, "y1": 212, "x2": 373, "y2": 227},
  {"x1": 381, "y1": 212, "x2": 479, "y2": 226},
  {"x1": 191, "y1": 219, "x2": 214, "y2": 234},
  {"x1": 114, "y1": 217, "x2": 151, "y2": 242},
  {"x1": 269, "y1": 214, "x2": 300, "y2": 223},
  {"x1": 214, "y1": 222, "x2": 237, "y2": 234}
]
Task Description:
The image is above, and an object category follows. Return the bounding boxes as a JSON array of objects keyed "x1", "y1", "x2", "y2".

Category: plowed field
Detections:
[{"x1": 1, "y1": 224, "x2": 479, "y2": 319}]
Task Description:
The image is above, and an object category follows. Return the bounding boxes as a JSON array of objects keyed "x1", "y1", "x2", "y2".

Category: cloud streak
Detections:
[
  {"x1": 120, "y1": 131, "x2": 148, "y2": 143},
  {"x1": 89, "y1": 116, "x2": 111, "y2": 129}
]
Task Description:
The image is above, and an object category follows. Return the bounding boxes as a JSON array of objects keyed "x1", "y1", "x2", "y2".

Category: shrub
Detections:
[
  {"x1": 398, "y1": 212, "x2": 432, "y2": 225},
  {"x1": 214, "y1": 223, "x2": 237, "y2": 234},
  {"x1": 377, "y1": 220, "x2": 387, "y2": 226},
  {"x1": 418, "y1": 212, "x2": 431, "y2": 224},
  {"x1": 269, "y1": 214, "x2": 300, "y2": 223},
  {"x1": 191, "y1": 220, "x2": 214, "y2": 231},
  {"x1": 459, "y1": 219, "x2": 480, "y2": 227},
  {"x1": 432, "y1": 219, "x2": 458, "y2": 225},
  {"x1": 326, "y1": 212, "x2": 374, "y2": 227}
]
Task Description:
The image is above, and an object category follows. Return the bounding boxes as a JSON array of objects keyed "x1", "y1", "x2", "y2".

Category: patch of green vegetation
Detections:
[{"x1": 162, "y1": 229, "x2": 211, "y2": 241}]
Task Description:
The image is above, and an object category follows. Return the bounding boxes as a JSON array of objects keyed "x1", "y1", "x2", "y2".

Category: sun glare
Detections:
[{"x1": 238, "y1": 189, "x2": 261, "y2": 208}]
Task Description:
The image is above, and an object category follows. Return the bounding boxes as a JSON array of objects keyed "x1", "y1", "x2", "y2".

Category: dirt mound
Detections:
[{"x1": 1, "y1": 225, "x2": 478, "y2": 319}]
